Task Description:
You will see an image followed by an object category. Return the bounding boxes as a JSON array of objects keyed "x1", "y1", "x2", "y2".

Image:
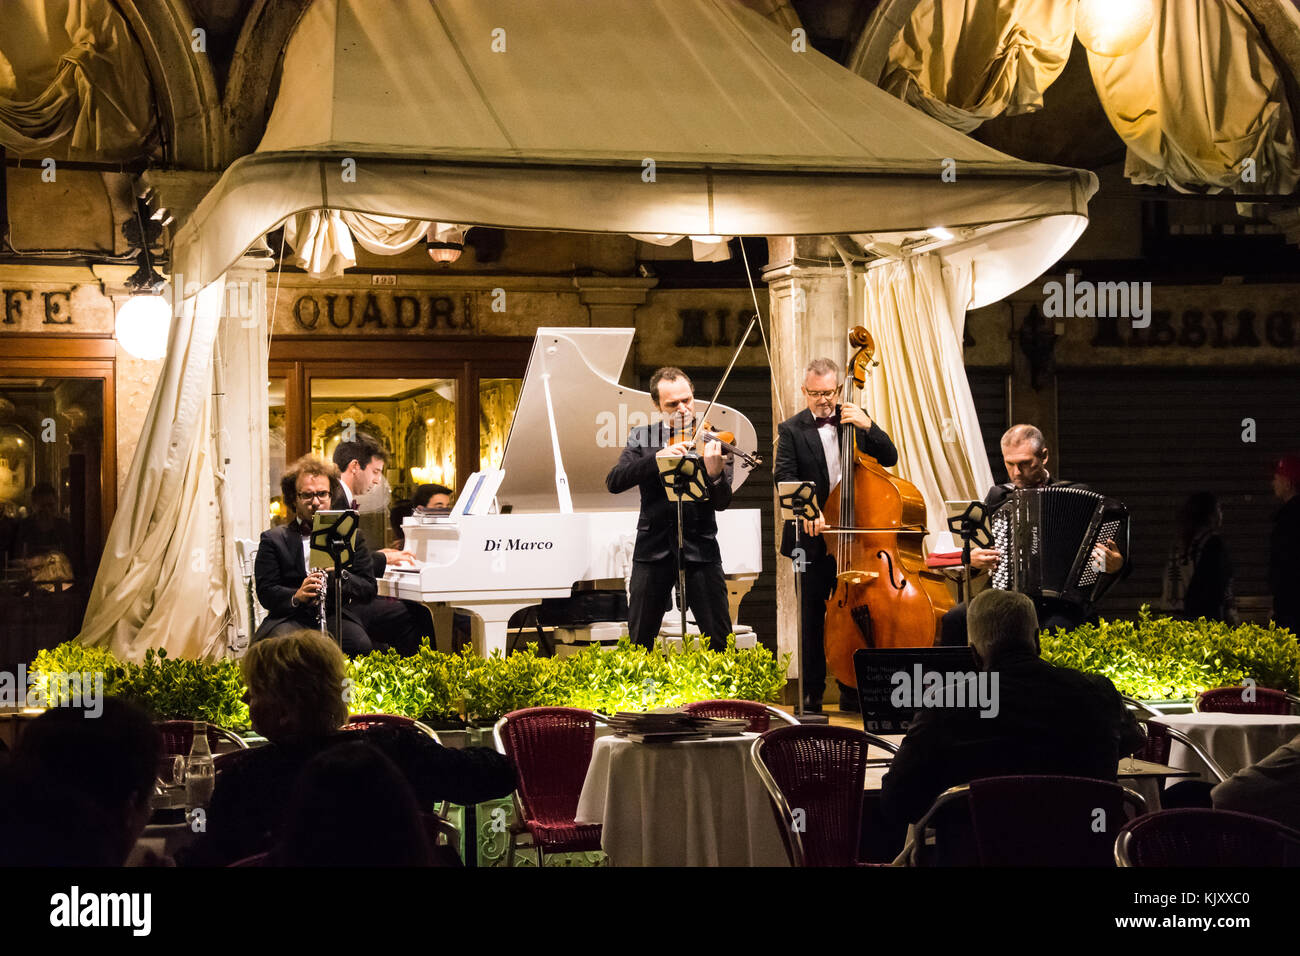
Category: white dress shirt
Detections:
[{"x1": 818, "y1": 420, "x2": 841, "y2": 491}]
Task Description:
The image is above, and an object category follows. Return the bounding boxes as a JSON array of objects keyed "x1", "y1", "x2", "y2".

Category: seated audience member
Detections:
[
  {"x1": 1160, "y1": 492, "x2": 1236, "y2": 623},
  {"x1": 0, "y1": 698, "x2": 161, "y2": 866},
  {"x1": 1211, "y1": 732, "x2": 1300, "y2": 831},
  {"x1": 880, "y1": 589, "x2": 1145, "y2": 827},
  {"x1": 389, "y1": 499, "x2": 415, "y2": 551},
  {"x1": 253, "y1": 453, "x2": 376, "y2": 655},
  {"x1": 273, "y1": 741, "x2": 436, "y2": 866},
  {"x1": 413, "y1": 483, "x2": 453, "y2": 513},
  {"x1": 180, "y1": 631, "x2": 515, "y2": 867}
]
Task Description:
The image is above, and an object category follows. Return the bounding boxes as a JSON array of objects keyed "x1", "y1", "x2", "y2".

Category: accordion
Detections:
[{"x1": 988, "y1": 486, "x2": 1128, "y2": 606}]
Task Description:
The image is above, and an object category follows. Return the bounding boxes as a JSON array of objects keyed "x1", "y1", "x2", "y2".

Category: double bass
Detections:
[{"x1": 822, "y1": 327, "x2": 954, "y2": 688}]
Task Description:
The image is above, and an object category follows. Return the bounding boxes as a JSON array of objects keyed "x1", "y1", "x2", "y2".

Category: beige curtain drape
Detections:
[
  {"x1": 1088, "y1": 0, "x2": 1300, "y2": 194},
  {"x1": 282, "y1": 210, "x2": 433, "y2": 279},
  {"x1": 0, "y1": 0, "x2": 154, "y2": 157},
  {"x1": 860, "y1": 254, "x2": 994, "y2": 548},
  {"x1": 880, "y1": 0, "x2": 1076, "y2": 132},
  {"x1": 78, "y1": 280, "x2": 242, "y2": 661}
]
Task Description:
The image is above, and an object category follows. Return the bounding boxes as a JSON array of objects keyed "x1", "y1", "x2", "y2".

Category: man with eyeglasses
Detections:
[
  {"x1": 251, "y1": 453, "x2": 376, "y2": 654},
  {"x1": 774, "y1": 357, "x2": 899, "y2": 712}
]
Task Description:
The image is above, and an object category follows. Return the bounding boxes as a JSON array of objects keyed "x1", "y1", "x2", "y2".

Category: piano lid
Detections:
[{"x1": 496, "y1": 328, "x2": 759, "y2": 513}]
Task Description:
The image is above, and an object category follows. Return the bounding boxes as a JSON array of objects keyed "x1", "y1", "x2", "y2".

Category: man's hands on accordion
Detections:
[{"x1": 967, "y1": 538, "x2": 1122, "y2": 574}]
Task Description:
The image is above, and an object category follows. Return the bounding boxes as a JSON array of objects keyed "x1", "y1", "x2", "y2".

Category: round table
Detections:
[
  {"x1": 1158, "y1": 713, "x2": 1300, "y2": 778},
  {"x1": 574, "y1": 733, "x2": 789, "y2": 867}
]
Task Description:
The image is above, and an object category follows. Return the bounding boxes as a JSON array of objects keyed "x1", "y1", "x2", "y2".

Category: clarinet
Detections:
[{"x1": 314, "y1": 568, "x2": 328, "y2": 635}]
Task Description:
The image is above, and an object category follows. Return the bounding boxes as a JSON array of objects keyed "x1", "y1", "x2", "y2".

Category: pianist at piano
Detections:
[
  {"x1": 940, "y1": 424, "x2": 1126, "y2": 646},
  {"x1": 605, "y1": 367, "x2": 734, "y2": 652},
  {"x1": 331, "y1": 436, "x2": 426, "y2": 656},
  {"x1": 253, "y1": 455, "x2": 376, "y2": 655}
]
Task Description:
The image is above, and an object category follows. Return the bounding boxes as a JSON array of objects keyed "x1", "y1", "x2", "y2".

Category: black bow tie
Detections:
[
  {"x1": 814, "y1": 415, "x2": 838, "y2": 427},
  {"x1": 294, "y1": 519, "x2": 313, "y2": 536}
]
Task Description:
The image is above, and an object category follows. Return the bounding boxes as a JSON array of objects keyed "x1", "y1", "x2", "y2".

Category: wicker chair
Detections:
[
  {"x1": 750, "y1": 725, "x2": 870, "y2": 867},
  {"x1": 1116, "y1": 808, "x2": 1300, "y2": 866},
  {"x1": 908, "y1": 775, "x2": 1147, "y2": 867},
  {"x1": 1194, "y1": 686, "x2": 1300, "y2": 715},
  {"x1": 156, "y1": 720, "x2": 248, "y2": 756},
  {"x1": 1136, "y1": 718, "x2": 1229, "y2": 783},
  {"x1": 682, "y1": 699, "x2": 799, "y2": 733},
  {"x1": 344, "y1": 713, "x2": 441, "y2": 741},
  {"x1": 493, "y1": 706, "x2": 603, "y2": 866}
]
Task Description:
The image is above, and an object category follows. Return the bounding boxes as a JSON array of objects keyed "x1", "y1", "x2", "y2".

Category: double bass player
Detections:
[{"x1": 774, "y1": 358, "x2": 900, "y2": 712}]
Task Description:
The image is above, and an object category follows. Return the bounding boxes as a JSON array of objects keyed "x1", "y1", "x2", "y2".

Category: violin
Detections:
[
  {"x1": 821, "y1": 327, "x2": 954, "y2": 688},
  {"x1": 667, "y1": 415, "x2": 763, "y2": 469}
]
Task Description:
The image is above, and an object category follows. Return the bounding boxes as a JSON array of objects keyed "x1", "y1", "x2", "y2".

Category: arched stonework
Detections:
[
  {"x1": 113, "y1": 0, "x2": 224, "y2": 169},
  {"x1": 221, "y1": 0, "x2": 315, "y2": 163}
]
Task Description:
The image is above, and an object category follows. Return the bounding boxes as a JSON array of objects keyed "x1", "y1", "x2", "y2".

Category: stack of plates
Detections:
[{"x1": 598, "y1": 710, "x2": 751, "y2": 743}]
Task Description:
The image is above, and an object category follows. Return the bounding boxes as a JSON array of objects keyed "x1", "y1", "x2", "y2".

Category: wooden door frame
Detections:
[
  {"x1": 269, "y1": 336, "x2": 532, "y2": 491},
  {"x1": 0, "y1": 334, "x2": 117, "y2": 547}
]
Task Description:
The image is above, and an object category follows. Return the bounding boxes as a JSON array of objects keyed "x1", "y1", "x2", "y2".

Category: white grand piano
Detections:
[{"x1": 378, "y1": 327, "x2": 763, "y2": 656}]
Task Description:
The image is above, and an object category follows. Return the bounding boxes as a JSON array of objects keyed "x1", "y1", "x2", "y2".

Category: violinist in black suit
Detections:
[
  {"x1": 606, "y1": 367, "x2": 733, "y2": 651},
  {"x1": 773, "y1": 358, "x2": 899, "y2": 712},
  {"x1": 253, "y1": 454, "x2": 375, "y2": 655}
]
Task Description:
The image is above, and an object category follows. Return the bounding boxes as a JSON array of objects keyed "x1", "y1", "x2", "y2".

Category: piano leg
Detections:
[
  {"x1": 432, "y1": 606, "x2": 455, "y2": 653},
  {"x1": 461, "y1": 602, "x2": 537, "y2": 658}
]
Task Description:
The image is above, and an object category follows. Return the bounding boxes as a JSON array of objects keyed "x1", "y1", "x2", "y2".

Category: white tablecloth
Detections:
[
  {"x1": 1159, "y1": 713, "x2": 1300, "y2": 778},
  {"x1": 575, "y1": 733, "x2": 789, "y2": 867}
]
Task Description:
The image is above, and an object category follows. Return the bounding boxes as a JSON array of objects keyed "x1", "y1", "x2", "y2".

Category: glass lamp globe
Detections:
[
  {"x1": 115, "y1": 294, "x2": 171, "y2": 360},
  {"x1": 1075, "y1": 0, "x2": 1155, "y2": 57}
]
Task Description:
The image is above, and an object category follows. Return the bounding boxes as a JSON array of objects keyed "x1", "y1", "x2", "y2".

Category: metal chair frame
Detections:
[
  {"x1": 156, "y1": 720, "x2": 249, "y2": 755},
  {"x1": 344, "y1": 712, "x2": 441, "y2": 741},
  {"x1": 681, "y1": 699, "x2": 800, "y2": 733},
  {"x1": 909, "y1": 777, "x2": 1147, "y2": 867}
]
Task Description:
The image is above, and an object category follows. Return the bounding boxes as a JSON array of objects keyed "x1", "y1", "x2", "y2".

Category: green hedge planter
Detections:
[
  {"x1": 29, "y1": 636, "x2": 790, "y2": 731},
  {"x1": 1040, "y1": 608, "x2": 1300, "y2": 701}
]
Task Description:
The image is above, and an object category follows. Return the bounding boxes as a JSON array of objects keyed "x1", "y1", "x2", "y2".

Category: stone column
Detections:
[{"x1": 763, "y1": 237, "x2": 857, "y2": 684}]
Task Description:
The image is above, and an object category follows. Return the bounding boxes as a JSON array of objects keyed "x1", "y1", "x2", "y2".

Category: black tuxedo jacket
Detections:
[
  {"x1": 773, "y1": 407, "x2": 899, "y2": 559},
  {"x1": 252, "y1": 521, "x2": 377, "y2": 639},
  {"x1": 330, "y1": 480, "x2": 387, "y2": 578},
  {"x1": 605, "y1": 422, "x2": 733, "y2": 563}
]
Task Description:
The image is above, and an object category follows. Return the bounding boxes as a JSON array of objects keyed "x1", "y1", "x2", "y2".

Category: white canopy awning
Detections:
[{"x1": 173, "y1": 0, "x2": 1096, "y2": 298}]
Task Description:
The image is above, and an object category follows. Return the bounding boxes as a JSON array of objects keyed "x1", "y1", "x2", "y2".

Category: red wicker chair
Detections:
[
  {"x1": 1116, "y1": 808, "x2": 1300, "y2": 866},
  {"x1": 1194, "y1": 686, "x2": 1300, "y2": 715},
  {"x1": 493, "y1": 707, "x2": 602, "y2": 865},
  {"x1": 906, "y1": 775, "x2": 1147, "y2": 867},
  {"x1": 682, "y1": 699, "x2": 798, "y2": 733},
  {"x1": 750, "y1": 725, "x2": 870, "y2": 867},
  {"x1": 1134, "y1": 719, "x2": 1229, "y2": 783},
  {"x1": 344, "y1": 713, "x2": 440, "y2": 740}
]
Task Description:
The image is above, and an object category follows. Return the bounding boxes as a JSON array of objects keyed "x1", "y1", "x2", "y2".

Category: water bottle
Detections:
[{"x1": 185, "y1": 720, "x2": 216, "y2": 807}]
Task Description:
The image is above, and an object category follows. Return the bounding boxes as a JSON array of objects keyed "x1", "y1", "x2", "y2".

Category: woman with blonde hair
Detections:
[{"x1": 179, "y1": 630, "x2": 515, "y2": 866}]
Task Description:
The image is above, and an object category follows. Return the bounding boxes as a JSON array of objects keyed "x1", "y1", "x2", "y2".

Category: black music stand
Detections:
[
  {"x1": 310, "y1": 510, "x2": 359, "y2": 649},
  {"x1": 947, "y1": 501, "x2": 992, "y2": 604},
  {"x1": 777, "y1": 481, "x2": 829, "y2": 725},
  {"x1": 656, "y1": 454, "x2": 710, "y2": 653}
]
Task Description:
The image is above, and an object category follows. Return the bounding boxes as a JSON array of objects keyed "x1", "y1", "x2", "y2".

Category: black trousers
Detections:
[
  {"x1": 258, "y1": 614, "x2": 372, "y2": 656},
  {"x1": 940, "y1": 595, "x2": 1086, "y2": 646},
  {"x1": 352, "y1": 597, "x2": 431, "y2": 656},
  {"x1": 796, "y1": 551, "x2": 838, "y2": 704},
  {"x1": 628, "y1": 556, "x2": 731, "y2": 651}
]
